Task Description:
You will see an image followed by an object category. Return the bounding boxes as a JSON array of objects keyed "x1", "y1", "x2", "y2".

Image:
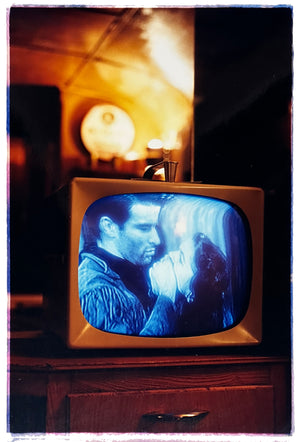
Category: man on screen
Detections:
[{"x1": 78, "y1": 194, "x2": 176, "y2": 336}]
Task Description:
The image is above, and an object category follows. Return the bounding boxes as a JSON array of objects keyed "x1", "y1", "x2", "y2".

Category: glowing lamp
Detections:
[
  {"x1": 80, "y1": 104, "x2": 136, "y2": 161},
  {"x1": 147, "y1": 138, "x2": 164, "y2": 150}
]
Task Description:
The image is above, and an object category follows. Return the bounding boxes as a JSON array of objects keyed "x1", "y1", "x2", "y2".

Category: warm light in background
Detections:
[
  {"x1": 89, "y1": 61, "x2": 192, "y2": 166},
  {"x1": 147, "y1": 138, "x2": 164, "y2": 150},
  {"x1": 162, "y1": 130, "x2": 181, "y2": 151},
  {"x1": 84, "y1": 7, "x2": 194, "y2": 173},
  {"x1": 10, "y1": 138, "x2": 26, "y2": 167},
  {"x1": 80, "y1": 104, "x2": 136, "y2": 161},
  {"x1": 142, "y1": 9, "x2": 194, "y2": 100},
  {"x1": 10, "y1": 7, "x2": 195, "y2": 178}
]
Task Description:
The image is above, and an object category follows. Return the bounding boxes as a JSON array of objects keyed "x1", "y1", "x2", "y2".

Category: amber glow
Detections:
[
  {"x1": 92, "y1": 61, "x2": 193, "y2": 164},
  {"x1": 162, "y1": 130, "x2": 181, "y2": 151},
  {"x1": 147, "y1": 139, "x2": 164, "y2": 150},
  {"x1": 10, "y1": 138, "x2": 26, "y2": 166},
  {"x1": 10, "y1": 8, "x2": 195, "y2": 177},
  {"x1": 84, "y1": 8, "x2": 194, "y2": 170},
  {"x1": 143, "y1": 13, "x2": 194, "y2": 100},
  {"x1": 80, "y1": 104, "x2": 136, "y2": 161}
]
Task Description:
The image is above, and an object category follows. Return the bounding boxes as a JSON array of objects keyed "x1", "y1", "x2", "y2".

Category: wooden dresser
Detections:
[{"x1": 9, "y1": 334, "x2": 291, "y2": 435}]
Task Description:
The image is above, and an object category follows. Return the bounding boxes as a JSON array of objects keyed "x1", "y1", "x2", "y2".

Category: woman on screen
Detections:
[{"x1": 149, "y1": 232, "x2": 230, "y2": 336}]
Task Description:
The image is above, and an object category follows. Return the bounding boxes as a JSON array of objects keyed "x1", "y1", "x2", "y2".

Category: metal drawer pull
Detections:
[{"x1": 142, "y1": 411, "x2": 209, "y2": 422}]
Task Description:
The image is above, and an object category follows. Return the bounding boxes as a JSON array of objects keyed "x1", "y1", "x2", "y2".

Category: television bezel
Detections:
[{"x1": 67, "y1": 177, "x2": 264, "y2": 349}]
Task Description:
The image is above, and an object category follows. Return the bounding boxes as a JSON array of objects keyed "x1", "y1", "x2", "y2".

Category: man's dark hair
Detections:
[{"x1": 81, "y1": 193, "x2": 164, "y2": 250}]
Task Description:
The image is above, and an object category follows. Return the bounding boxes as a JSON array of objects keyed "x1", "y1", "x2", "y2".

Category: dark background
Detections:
[{"x1": 193, "y1": 7, "x2": 292, "y2": 354}]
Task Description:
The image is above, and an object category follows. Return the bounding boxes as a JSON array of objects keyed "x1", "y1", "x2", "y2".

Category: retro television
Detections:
[{"x1": 43, "y1": 177, "x2": 264, "y2": 349}]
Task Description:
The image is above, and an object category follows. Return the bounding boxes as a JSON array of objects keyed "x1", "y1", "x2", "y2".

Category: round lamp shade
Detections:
[{"x1": 80, "y1": 104, "x2": 136, "y2": 161}]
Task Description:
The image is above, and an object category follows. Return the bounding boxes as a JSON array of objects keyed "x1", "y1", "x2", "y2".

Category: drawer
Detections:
[{"x1": 67, "y1": 385, "x2": 274, "y2": 433}]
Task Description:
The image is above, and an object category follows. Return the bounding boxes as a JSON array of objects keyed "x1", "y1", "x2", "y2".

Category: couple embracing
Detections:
[{"x1": 78, "y1": 193, "x2": 229, "y2": 337}]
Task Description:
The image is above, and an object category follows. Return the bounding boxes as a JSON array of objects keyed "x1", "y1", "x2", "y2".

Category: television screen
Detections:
[
  {"x1": 78, "y1": 192, "x2": 251, "y2": 338},
  {"x1": 43, "y1": 178, "x2": 263, "y2": 348}
]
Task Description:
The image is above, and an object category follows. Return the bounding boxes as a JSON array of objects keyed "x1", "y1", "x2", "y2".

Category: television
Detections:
[{"x1": 43, "y1": 177, "x2": 264, "y2": 349}]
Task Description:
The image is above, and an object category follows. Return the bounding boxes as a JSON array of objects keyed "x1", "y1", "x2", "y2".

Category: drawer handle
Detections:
[{"x1": 142, "y1": 411, "x2": 209, "y2": 423}]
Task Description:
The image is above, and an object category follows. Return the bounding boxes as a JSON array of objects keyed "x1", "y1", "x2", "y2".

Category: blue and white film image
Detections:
[{"x1": 78, "y1": 193, "x2": 252, "y2": 337}]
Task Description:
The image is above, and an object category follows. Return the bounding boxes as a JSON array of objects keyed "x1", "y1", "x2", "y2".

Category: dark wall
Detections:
[
  {"x1": 194, "y1": 7, "x2": 292, "y2": 354},
  {"x1": 9, "y1": 85, "x2": 61, "y2": 294}
]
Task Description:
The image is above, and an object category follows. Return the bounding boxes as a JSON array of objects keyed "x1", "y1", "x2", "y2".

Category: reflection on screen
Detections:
[{"x1": 78, "y1": 193, "x2": 252, "y2": 338}]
